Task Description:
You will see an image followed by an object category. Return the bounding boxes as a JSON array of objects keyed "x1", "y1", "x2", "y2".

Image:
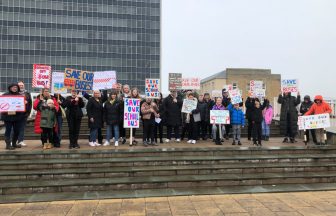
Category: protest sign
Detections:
[
  {"x1": 64, "y1": 68, "x2": 94, "y2": 91},
  {"x1": 253, "y1": 89, "x2": 266, "y2": 98},
  {"x1": 250, "y1": 80, "x2": 263, "y2": 91},
  {"x1": 181, "y1": 99, "x2": 198, "y2": 113},
  {"x1": 0, "y1": 96, "x2": 25, "y2": 112},
  {"x1": 123, "y1": 98, "x2": 140, "y2": 128},
  {"x1": 223, "y1": 85, "x2": 233, "y2": 91},
  {"x1": 51, "y1": 72, "x2": 67, "y2": 94},
  {"x1": 229, "y1": 89, "x2": 242, "y2": 104},
  {"x1": 298, "y1": 114, "x2": 330, "y2": 130},
  {"x1": 145, "y1": 79, "x2": 160, "y2": 98},
  {"x1": 210, "y1": 110, "x2": 230, "y2": 124},
  {"x1": 93, "y1": 71, "x2": 117, "y2": 90},
  {"x1": 32, "y1": 64, "x2": 51, "y2": 88},
  {"x1": 182, "y1": 77, "x2": 200, "y2": 90},
  {"x1": 169, "y1": 73, "x2": 182, "y2": 91},
  {"x1": 282, "y1": 79, "x2": 299, "y2": 93},
  {"x1": 211, "y1": 90, "x2": 222, "y2": 98}
]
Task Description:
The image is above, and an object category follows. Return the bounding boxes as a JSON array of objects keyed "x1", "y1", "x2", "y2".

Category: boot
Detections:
[
  {"x1": 43, "y1": 143, "x2": 48, "y2": 149},
  {"x1": 5, "y1": 138, "x2": 15, "y2": 150},
  {"x1": 47, "y1": 143, "x2": 53, "y2": 149},
  {"x1": 282, "y1": 137, "x2": 289, "y2": 143}
]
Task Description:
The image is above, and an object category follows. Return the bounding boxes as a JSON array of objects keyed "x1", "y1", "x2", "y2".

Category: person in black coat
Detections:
[
  {"x1": 222, "y1": 89, "x2": 232, "y2": 140},
  {"x1": 204, "y1": 93, "x2": 215, "y2": 139},
  {"x1": 53, "y1": 93, "x2": 65, "y2": 147},
  {"x1": 1, "y1": 83, "x2": 25, "y2": 150},
  {"x1": 184, "y1": 93, "x2": 201, "y2": 144},
  {"x1": 198, "y1": 94, "x2": 209, "y2": 140},
  {"x1": 299, "y1": 95, "x2": 317, "y2": 144},
  {"x1": 86, "y1": 90, "x2": 104, "y2": 147},
  {"x1": 153, "y1": 93, "x2": 164, "y2": 143},
  {"x1": 63, "y1": 90, "x2": 84, "y2": 149},
  {"x1": 245, "y1": 97, "x2": 258, "y2": 140},
  {"x1": 251, "y1": 100, "x2": 263, "y2": 146},
  {"x1": 278, "y1": 92, "x2": 301, "y2": 143},
  {"x1": 103, "y1": 91, "x2": 121, "y2": 147},
  {"x1": 163, "y1": 90, "x2": 183, "y2": 142},
  {"x1": 17, "y1": 81, "x2": 32, "y2": 147}
]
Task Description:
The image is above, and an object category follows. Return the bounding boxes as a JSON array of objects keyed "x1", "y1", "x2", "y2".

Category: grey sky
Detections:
[{"x1": 161, "y1": 0, "x2": 336, "y2": 98}]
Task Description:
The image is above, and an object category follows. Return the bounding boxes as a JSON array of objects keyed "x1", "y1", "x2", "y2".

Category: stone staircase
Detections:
[{"x1": 1, "y1": 146, "x2": 336, "y2": 203}]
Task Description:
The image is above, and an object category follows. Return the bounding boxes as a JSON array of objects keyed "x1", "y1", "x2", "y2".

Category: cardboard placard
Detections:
[
  {"x1": 0, "y1": 96, "x2": 26, "y2": 112},
  {"x1": 93, "y1": 71, "x2": 117, "y2": 90},
  {"x1": 51, "y1": 72, "x2": 67, "y2": 94},
  {"x1": 211, "y1": 90, "x2": 222, "y2": 98},
  {"x1": 229, "y1": 89, "x2": 242, "y2": 104},
  {"x1": 282, "y1": 79, "x2": 299, "y2": 93},
  {"x1": 123, "y1": 98, "x2": 140, "y2": 128},
  {"x1": 181, "y1": 99, "x2": 198, "y2": 113},
  {"x1": 182, "y1": 77, "x2": 200, "y2": 90},
  {"x1": 145, "y1": 79, "x2": 160, "y2": 98},
  {"x1": 64, "y1": 68, "x2": 94, "y2": 91},
  {"x1": 210, "y1": 110, "x2": 230, "y2": 124},
  {"x1": 169, "y1": 73, "x2": 182, "y2": 91},
  {"x1": 298, "y1": 114, "x2": 330, "y2": 130},
  {"x1": 32, "y1": 64, "x2": 51, "y2": 88}
]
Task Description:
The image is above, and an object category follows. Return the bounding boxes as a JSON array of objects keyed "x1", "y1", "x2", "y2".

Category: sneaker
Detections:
[
  {"x1": 187, "y1": 140, "x2": 192, "y2": 144},
  {"x1": 19, "y1": 142, "x2": 26, "y2": 147},
  {"x1": 89, "y1": 142, "x2": 95, "y2": 147},
  {"x1": 165, "y1": 139, "x2": 170, "y2": 143},
  {"x1": 103, "y1": 141, "x2": 110, "y2": 146},
  {"x1": 143, "y1": 141, "x2": 148, "y2": 147},
  {"x1": 114, "y1": 141, "x2": 119, "y2": 147},
  {"x1": 176, "y1": 139, "x2": 181, "y2": 143},
  {"x1": 192, "y1": 140, "x2": 196, "y2": 144},
  {"x1": 95, "y1": 142, "x2": 101, "y2": 147}
]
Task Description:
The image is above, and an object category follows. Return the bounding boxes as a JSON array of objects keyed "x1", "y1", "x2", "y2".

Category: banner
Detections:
[
  {"x1": 32, "y1": 64, "x2": 51, "y2": 88},
  {"x1": 169, "y1": 73, "x2": 182, "y2": 91},
  {"x1": 229, "y1": 89, "x2": 242, "y2": 104},
  {"x1": 64, "y1": 68, "x2": 94, "y2": 91},
  {"x1": 298, "y1": 114, "x2": 330, "y2": 130},
  {"x1": 0, "y1": 96, "x2": 26, "y2": 112},
  {"x1": 182, "y1": 77, "x2": 201, "y2": 90},
  {"x1": 145, "y1": 79, "x2": 160, "y2": 98},
  {"x1": 51, "y1": 72, "x2": 67, "y2": 94},
  {"x1": 93, "y1": 71, "x2": 117, "y2": 90},
  {"x1": 282, "y1": 79, "x2": 299, "y2": 93},
  {"x1": 181, "y1": 99, "x2": 198, "y2": 113},
  {"x1": 210, "y1": 110, "x2": 230, "y2": 124},
  {"x1": 211, "y1": 90, "x2": 222, "y2": 98},
  {"x1": 123, "y1": 98, "x2": 140, "y2": 128}
]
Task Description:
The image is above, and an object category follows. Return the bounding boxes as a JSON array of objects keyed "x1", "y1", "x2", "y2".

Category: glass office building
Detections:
[{"x1": 0, "y1": 0, "x2": 161, "y2": 92}]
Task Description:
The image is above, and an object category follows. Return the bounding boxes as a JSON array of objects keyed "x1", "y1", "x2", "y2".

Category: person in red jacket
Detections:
[{"x1": 304, "y1": 95, "x2": 332, "y2": 144}]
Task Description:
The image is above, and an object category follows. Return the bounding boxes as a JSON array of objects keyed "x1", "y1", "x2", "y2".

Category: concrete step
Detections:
[{"x1": 1, "y1": 171, "x2": 336, "y2": 195}]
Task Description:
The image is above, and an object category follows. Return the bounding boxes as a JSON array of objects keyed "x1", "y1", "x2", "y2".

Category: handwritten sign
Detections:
[
  {"x1": 182, "y1": 77, "x2": 200, "y2": 90},
  {"x1": 169, "y1": 73, "x2": 182, "y2": 91},
  {"x1": 64, "y1": 68, "x2": 94, "y2": 91},
  {"x1": 181, "y1": 99, "x2": 198, "y2": 113},
  {"x1": 0, "y1": 96, "x2": 26, "y2": 112},
  {"x1": 210, "y1": 110, "x2": 230, "y2": 124},
  {"x1": 51, "y1": 72, "x2": 67, "y2": 94},
  {"x1": 145, "y1": 79, "x2": 160, "y2": 98},
  {"x1": 229, "y1": 89, "x2": 242, "y2": 104},
  {"x1": 93, "y1": 71, "x2": 117, "y2": 90},
  {"x1": 253, "y1": 89, "x2": 266, "y2": 98},
  {"x1": 124, "y1": 98, "x2": 140, "y2": 128},
  {"x1": 282, "y1": 79, "x2": 299, "y2": 93},
  {"x1": 298, "y1": 114, "x2": 330, "y2": 130},
  {"x1": 211, "y1": 90, "x2": 222, "y2": 98},
  {"x1": 32, "y1": 64, "x2": 51, "y2": 88}
]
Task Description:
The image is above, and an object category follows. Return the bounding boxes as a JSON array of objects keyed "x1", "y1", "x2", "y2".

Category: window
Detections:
[{"x1": 233, "y1": 82, "x2": 238, "y2": 89}]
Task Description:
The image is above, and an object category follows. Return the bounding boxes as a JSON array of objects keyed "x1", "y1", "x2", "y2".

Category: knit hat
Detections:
[{"x1": 47, "y1": 99, "x2": 54, "y2": 105}]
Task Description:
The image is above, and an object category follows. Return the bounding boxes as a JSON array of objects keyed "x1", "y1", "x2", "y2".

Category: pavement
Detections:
[{"x1": 2, "y1": 191, "x2": 336, "y2": 216}]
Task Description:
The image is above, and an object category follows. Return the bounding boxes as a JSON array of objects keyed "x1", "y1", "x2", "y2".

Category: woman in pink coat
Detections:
[{"x1": 262, "y1": 99, "x2": 273, "y2": 141}]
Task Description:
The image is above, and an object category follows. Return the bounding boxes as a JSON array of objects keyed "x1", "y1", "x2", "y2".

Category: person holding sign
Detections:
[
  {"x1": 141, "y1": 98, "x2": 158, "y2": 146},
  {"x1": 278, "y1": 92, "x2": 301, "y2": 143},
  {"x1": 304, "y1": 95, "x2": 332, "y2": 145},
  {"x1": 63, "y1": 90, "x2": 85, "y2": 149},
  {"x1": 163, "y1": 91, "x2": 183, "y2": 143},
  {"x1": 86, "y1": 90, "x2": 104, "y2": 147},
  {"x1": 183, "y1": 93, "x2": 201, "y2": 144},
  {"x1": 1, "y1": 84, "x2": 26, "y2": 150},
  {"x1": 212, "y1": 97, "x2": 226, "y2": 145}
]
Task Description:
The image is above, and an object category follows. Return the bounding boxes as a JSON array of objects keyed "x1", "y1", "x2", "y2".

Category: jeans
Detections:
[
  {"x1": 5, "y1": 121, "x2": 21, "y2": 145},
  {"x1": 315, "y1": 128, "x2": 325, "y2": 143},
  {"x1": 56, "y1": 115, "x2": 63, "y2": 142},
  {"x1": 232, "y1": 125, "x2": 242, "y2": 141},
  {"x1": 67, "y1": 116, "x2": 82, "y2": 146},
  {"x1": 187, "y1": 122, "x2": 199, "y2": 140},
  {"x1": 17, "y1": 117, "x2": 27, "y2": 143},
  {"x1": 154, "y1": 122, "x2": 163, "y2": 141},
  {"x1": 167, "y1": 125, "x2": 180, "y2": 140},
  {"x1": 199, "y1": 121, "x2": 208, "y2": 139},
  {"x1": 262, "y1": 120, "x2": 270, "y2": 136},
  {"x1": 90, "y1": 128, "x2": 99, "y2": 142},
  {"x1": 106, "y1": 124, "x2": 119, "y2": 142}
]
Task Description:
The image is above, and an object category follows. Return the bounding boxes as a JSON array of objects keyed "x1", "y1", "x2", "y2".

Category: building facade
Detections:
[
  {"x1": 201, "y1": 68, "x2": 281, "y2": 105},
  {"x1": 0, "y1": 0, "x2": 161, "y2": 92}
]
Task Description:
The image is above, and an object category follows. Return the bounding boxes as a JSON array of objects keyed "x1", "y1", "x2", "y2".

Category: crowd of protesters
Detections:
[{"x1": 1, "y1": 81, "x2": 333, "y2": 150}]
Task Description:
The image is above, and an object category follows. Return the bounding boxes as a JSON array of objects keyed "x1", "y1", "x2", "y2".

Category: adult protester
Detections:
[
  {"x1": 86, "y1": 90, "x2": 104, "y2": 147},
  {"x1": 278, "y1": 91, "x2": 301, "y2": 143},
  {"x1": 198, "y1": 94, "x2": 209, "y2": 140},
  {"x1": 17, "y1": 81, "x2": 32, "y2": 147},
  {"x1": 103, "y1": 91, "x2": 121, "y2": 147},
  {"x1": 129, "y1": 87, "x2": 141, "y2": 146},
  {"x1": 63, "y1": 90, "x2": 84, "y2": 149},
  {"x1": 204, "y1": 93, "x2": 215, "y2": 139},
  {"x1": 163, "y1": 90, "x2": 182, "y2": 143},
  {"x1": 299, "y1": 95, "x2": 317, "y2": 144},
  {"x1": 153, "y1": 93, "x2": 164, "y2": 144},
  {"x1": 53, "y1": 93, "x2": 65, "y2": 147},
  {"x1": 245, "y1": 96, "x2": 255, "y2": 141}
]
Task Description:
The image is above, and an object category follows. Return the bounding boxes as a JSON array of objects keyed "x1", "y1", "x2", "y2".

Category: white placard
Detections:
[
  {"x1": 298, "y1": 114, "x2": 330, "y2": 130},
  {"x1": 93, "y1": 71, "x2": 117, "y2": 90},
  {"x1": 51, "y1": 72, "x2": 67, "y2": 94},
  {"x1": 0, "y1": 96, "x2": 26, "y2": 112},
  {"x1": 210, "y1": 110, "x2": 230, "y2": 124},
  {"x1": 181, "y1": 99, "x2": 198, "y2": 113}
]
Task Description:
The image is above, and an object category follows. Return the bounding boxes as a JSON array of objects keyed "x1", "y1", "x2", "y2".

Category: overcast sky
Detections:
[{"x1": 161, "y1": 0, "x2": 336, "y2": 98}]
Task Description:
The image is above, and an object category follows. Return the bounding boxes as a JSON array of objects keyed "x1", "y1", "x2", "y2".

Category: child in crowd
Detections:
[
  {"x1": 262, "y1": 99, "x2": 273, "y2": 141},
  {"x1": 212, "y1": 97, "x2": 225, "y2": 145},
  {"x1": 251, "y1": 100, "x2": 263, "y2": 146},
  {"x1": 304, "y1": 95, "x2": 332, "y2": 145},
  {"x1": 227, "y1": 103, "x2": 245, "y2": 145},
  {"x1": 39, "y1": 99, "x2": 57, "y2": 149},
  {"x1": 141, "y1": 98, "x2": 158, "y2": 146}
]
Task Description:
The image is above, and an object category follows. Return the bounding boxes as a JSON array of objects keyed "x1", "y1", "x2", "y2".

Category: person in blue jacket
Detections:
[{"x1": 227, "y1": 103, "x2": 245, "y2": 145}]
